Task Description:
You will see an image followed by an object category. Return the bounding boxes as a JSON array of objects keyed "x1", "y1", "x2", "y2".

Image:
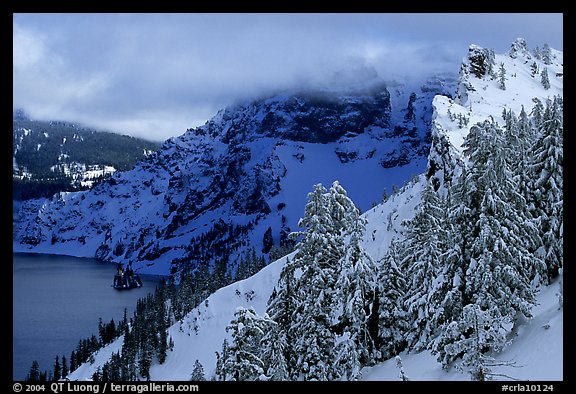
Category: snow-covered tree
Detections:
[
  {"x1": 422, "y1": 184, "x2": 469, "y2": 351},
  {"x1": 377, "y1": 239, "x2": 409, "y2": 359},
  {"x1": 290, "y1": 273, "x2": 336, "y2": 380},
  {"x1": 530, "y1": 98, "x2": 545, "y2": 130},
  {"x1": 433, "y1": 116, "x2": 545, "y2": 371},
  {"x1": 287, "y1": 183, "x2": 340, "y2": 380},
  {"x1": 542, "y1": 43, "x2": 553, "y2": 65},
  {"x1": 260, "y1": 322, "x2": 289, "y2": 381},
  {"x1": 498, "y1": 63, "x2": 507, "y2": 90},
  {"x1": 462, "y1": 119, "x2": 538, "y2": 319},
  {"x1": 214, "y1": 339, "x2": 229, "y2": 381},
  {"x1": 438, "y1": 304, "x2": 508, "y2": 380},
  {"x1": 269, "y1": 181, "x2": 379, "y2": 380},
  {"x1": 291, "y1": 183, "x2": 343, "y2": 272},
  {"x1": 401, "y1": 182, "x2": 448, "y2": 351},
  {"x1": 530, "y1": 61, "x2": 539, "y2": 77},
  {"x1": 220, "y1": 307, "x2": 274, "y2": 381},
  {"x1": 541, "y1": 68, "x2": 551, "y2": 90},
  {"x1": 265, "y1": 256, "x2": 297, "y2": 378},
  {"x1": 190, "y1": 360, "x2": 206, "y2": 381},
  {"x1": 332, "y1": 199, "x2": 378, "y2": 378},
  {"x1": 533, "y1": 45, "x2": 542, "y2": 60},
  {"x1": 395, "y1": 355, "x2": 409, "y2": 381},
  {"x1": 529, "y1": 97, "x2": 563, "y2": 281},
  {"x1": 508, "y1": 37, "x2": 530, "y2": 59}
]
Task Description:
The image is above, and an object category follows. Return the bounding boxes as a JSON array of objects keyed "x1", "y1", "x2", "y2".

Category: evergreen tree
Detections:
[
  {"x1": 541, "y1": 43, "x2": 552, "y2": 65},
  {"x1": 332, "y1": 188, "x2": 378, "y2": 379},
  {"x1": 529, "y1": 97, "x2": 563, "y2": 281},
  {"x1": 530, "y1": 98, "x2": 545, "y2": 129},
  {"x1": 532, "y1": 45, "x2": 542, "y2": 60},
  {"x1": 214, "y1": 339, "x2": 230, "y2": 381},
  {"x1": 221, "y1": 307, "x2": 273, "y2": 381},
  {"x1": 121, "y1": 329, "x2": 138, "y2": 381},
  {"x1": 439, "y1": 304, "x2": 508, "y2": 380},
  {"x1": 291, "y1": 183, "x2": 342, "y2": 268},
  {"x1": 69, "y1": 350, "x2": 77, "y2": 373},
  {"x1": 138, "y1": 337, "x2": 153, "y2": 380},
  {"x1": 157, "y1": 327, "x2": 168, "y2": 365},
  {"x1": 288, "y1": 183, "x2": 341, "y2": 380},
  {"x1": 433, "y1": 117, "x2": 544, "y2": 368},
  {"x1": 462, "y1": 119, "x2": 537, "y2": 319},
  {"x1": 541, "y1": 68, "x2": 551, "y2": 90},
  {"x1": 267, "y1": 180, "x2": 388, "y2": 380},
  {"x1": 61, "y1": 355, "x2": 68, "y2": 379},
  {"x1": 92, "y1": 367, "x2": 102, "y2": 382},
  {"x1": 430, "y1": 177, "x2": 473, "y2": 351},
  {"x1": 502, "y1": 107, "x2": 545, "y2": 283},
  {"x1": 497, "y1": 63, "x2": 507, "y2": 90},
  {"x1": 377, "y1": 239, "x2": 409, "y2": 360},
  {"x1": 27, "y1": 360, "x2": 41, "y2": 382},
  {"x1": 213, "y1": 254, "x2": 231, "y2": 290},
  {"x1": 260, "y1": 322, "x2": 289, "y2": 381},
  {"x1": 190, "y1": 359, "x2": 206, "y2": 381},
  {"x1": 530, "y1": 61, "x2": 539, "y2": 77},
  {"x1": 53, "y1": 355, "x2": 61, "y2": 381},
  {"x1": 265, "y1": 256, "x2": 298, "y2": 378},
  {"x1": 395, "y1": 355, "x2": 409, "y2": 381},
  {"x1": 401, "y1": 182, "x2": 448, "y2": 351}
]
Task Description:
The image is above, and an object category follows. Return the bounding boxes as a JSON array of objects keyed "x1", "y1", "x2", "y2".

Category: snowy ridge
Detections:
[{"x1": 426, "y1": 40, "x2": 562, "y2": 192}]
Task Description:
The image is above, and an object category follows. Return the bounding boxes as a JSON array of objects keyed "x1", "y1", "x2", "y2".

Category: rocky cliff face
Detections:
[{"x1": 13, "y1": 76, "x2": 455, "y2": 275}]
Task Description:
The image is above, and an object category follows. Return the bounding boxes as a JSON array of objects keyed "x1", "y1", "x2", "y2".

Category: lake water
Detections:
[{"x1": 13, "y1": 253, "x2": 162, "y2": 380}]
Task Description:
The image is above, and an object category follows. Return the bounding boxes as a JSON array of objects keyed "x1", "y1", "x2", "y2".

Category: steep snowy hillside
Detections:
[
  {"x1": 14, "y1": 77, "x2": 453, "y2": 276},
  {"x1": 361, "y1": 275, "x2": 563, "y2": 381},
  {"x1": 427, "y1": 39, "x2": 563, "y2": 190},
  {"x1": 66, "y1": 39, "x2": 562, "y2": 382},
  {"x1": 67, "y1": 174, "x2": 426, "y2": 381}
]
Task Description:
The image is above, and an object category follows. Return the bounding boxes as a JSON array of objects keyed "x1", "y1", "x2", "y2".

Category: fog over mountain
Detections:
[{"x1": 13, "y1": 13, "x2": 562, "y2": 141}]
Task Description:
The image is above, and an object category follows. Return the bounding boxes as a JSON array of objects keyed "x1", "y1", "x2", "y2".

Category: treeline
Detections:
[
  {"x1": 13, "y1": 118, "x2": 159, "y2": 176},
  {"x1": 13, "y1": 117, "x2": 158, "y2": 200},
  {"x1": 214, "y1": 96, "x2": 562, "y2": 381},
  {"x1": 13, "y1": 175, "x2": 105, "y2": 201}
]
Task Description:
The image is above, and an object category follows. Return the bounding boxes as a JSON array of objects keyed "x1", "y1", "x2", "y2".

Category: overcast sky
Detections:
[{"x1": 13, "y1": 13, "x2": 563, "y2": 142}]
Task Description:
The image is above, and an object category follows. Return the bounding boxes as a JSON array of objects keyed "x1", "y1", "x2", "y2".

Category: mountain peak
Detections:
[
  {"x1": 198, "y1": 82, "x2": 392, "y2": 144},
  {"x1": 509, "y1": 37, "x2": 531, "y2": 59}
]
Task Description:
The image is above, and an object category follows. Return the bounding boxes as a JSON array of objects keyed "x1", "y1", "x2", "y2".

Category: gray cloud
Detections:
[{"x1": 13, "y1": 13, "x2": 563, "y2": 142}]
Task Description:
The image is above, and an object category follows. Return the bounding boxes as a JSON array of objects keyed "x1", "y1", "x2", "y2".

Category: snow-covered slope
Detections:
[
  {"x1": 66, "y1": 39, "x2": 563, "y2": 381},
  {"x1": 427, "y1": 39, "x2": 563, "y2": 190},
  {"x1": 13, "y1": 76, "x2": 453, "y2": 276},
  {"x1": 362, "y1": 276, "x2": 563, "y2": 381}
]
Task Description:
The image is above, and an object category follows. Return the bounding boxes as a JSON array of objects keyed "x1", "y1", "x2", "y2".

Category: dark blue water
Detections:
[{"x1": 13, "y1": 253, "x2": 161, "y2": 380}]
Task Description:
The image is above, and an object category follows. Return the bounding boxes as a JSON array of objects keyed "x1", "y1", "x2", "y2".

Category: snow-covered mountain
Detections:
[
  {"x1": 66, "y1": 39, "x2": 563, "y2": 381},
  {"x1": 13, "y1": 75, "x2": 455, "y2": 276}
]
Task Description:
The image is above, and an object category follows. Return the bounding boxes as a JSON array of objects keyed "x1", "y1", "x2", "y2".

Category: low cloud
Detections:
[{"x1": 13, "y1": 13, "x2": 563, "y2": 142}]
